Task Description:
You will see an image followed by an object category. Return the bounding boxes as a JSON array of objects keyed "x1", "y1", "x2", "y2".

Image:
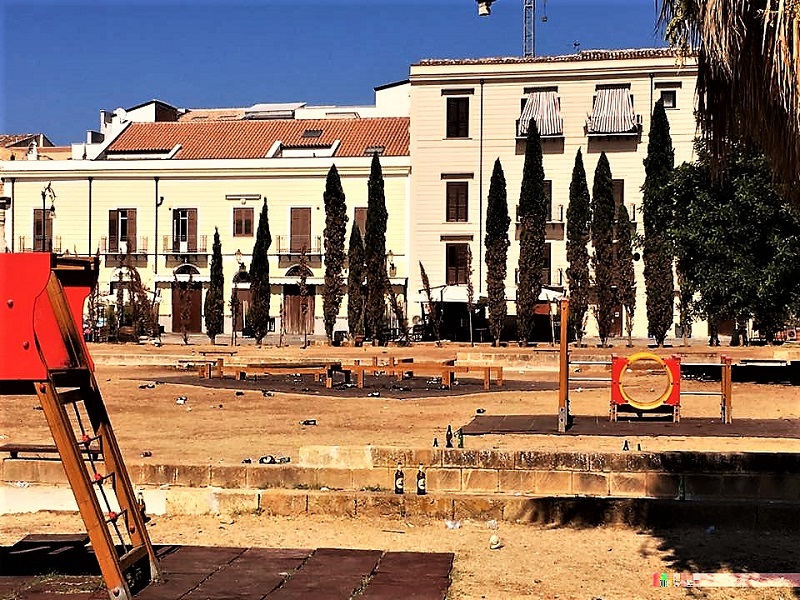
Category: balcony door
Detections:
[
  {"x1": 290, "y1": 207, "x2": 311, "y2": 253},
  {"x1": 172, "y1": 208, "x2": 198, "y2": 253}
]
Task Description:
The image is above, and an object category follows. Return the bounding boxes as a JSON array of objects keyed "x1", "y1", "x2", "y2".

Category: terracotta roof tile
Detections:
[
  {"x1": 415, "y1": 47, "x2": 693, "y2": 67},
  {"x1": 0, "y1": 134, "x2": 39, "y2": 148},
  {"x1": 106, "y1": 117, "x2": 409, "y2": 159}
]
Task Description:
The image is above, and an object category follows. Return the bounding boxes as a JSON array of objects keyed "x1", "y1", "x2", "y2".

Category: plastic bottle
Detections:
[
  {"x1": 394, "y1": 463, "x2": 404, "y2": 494},
  {"x1": 416, "y1": 464, "x2": 426, "y2": 496}
]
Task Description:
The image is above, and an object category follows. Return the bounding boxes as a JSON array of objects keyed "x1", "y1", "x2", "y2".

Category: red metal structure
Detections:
[{"x1": 0, "y1": 253, "x2": 160, "y2": 599}]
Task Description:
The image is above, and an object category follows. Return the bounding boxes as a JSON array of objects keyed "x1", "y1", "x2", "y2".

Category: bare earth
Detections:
[{"x1": 1, "y1": 342, "x2": 799, "y2": 599}]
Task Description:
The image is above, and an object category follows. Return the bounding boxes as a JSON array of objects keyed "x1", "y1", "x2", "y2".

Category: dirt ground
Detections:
[
  {"x1": 1, "y1": 342, "x2": 799, "y2": 599},
  {"x1": 1, "y1": 512, "x2": 798, "y2": 600}
]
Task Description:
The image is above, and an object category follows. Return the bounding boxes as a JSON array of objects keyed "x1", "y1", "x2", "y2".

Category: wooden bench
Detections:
[
  {"x1": 344, "y1": 359, "x2": 503, "y2": 390},
  {"x1": 0, "y1": 443, "x2": 102, "y2": 460},
  {"x1": 198, "y1": 350, "x2": 237, "y2": 357},
  {"x1": 203, "y1": 358, "x2": 348, "y2": 388}
]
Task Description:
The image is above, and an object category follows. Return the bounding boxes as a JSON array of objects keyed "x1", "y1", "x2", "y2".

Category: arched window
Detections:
[{"x1": 285, "y1": 265, "x2": 313, "y2": 278}]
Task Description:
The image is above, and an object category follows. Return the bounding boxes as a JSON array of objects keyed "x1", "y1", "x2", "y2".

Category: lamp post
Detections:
[{"x1": 41, "y1": 182, "x2": 56, "y2": 252}]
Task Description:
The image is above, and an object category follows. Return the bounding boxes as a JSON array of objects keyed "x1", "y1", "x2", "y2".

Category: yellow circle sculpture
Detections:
[{"x1": 618, "y1": 352, "x2": 674, "y2": 411}]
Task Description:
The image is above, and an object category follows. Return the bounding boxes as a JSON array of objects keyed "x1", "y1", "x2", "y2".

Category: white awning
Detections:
[
  {"x1": 586, "y1": 86, "x2": 637, "y2": 134},
  {"x1": 518, "y1": 90, "x2": 564, "y2": 137}
]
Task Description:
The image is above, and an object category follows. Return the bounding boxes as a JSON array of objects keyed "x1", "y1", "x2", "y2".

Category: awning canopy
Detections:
[
  {"x1": 518, "y1": 90, "x2": 564, "y2": 137},
  {"x1": 586, "y1": 85, "x2": 638, "y2": 135},
  {"x1": 414, "y1": 286, "x2": 564, "y2": 304}
]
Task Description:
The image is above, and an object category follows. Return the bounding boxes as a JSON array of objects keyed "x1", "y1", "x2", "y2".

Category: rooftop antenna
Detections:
[{"x1": 541, "y1": 0, "x2": 548, "y2": 22}]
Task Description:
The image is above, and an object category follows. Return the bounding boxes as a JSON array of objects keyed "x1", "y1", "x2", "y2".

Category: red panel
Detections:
[
  {"x1": 0, "y1": 253, "x2": 52, "y2": 381},
  {"x1": 610, "y1": 355, "x2": 627, "y2": 405},
  {"x1": 665, "y1": 356, "x2": 681, "y2": 406}
]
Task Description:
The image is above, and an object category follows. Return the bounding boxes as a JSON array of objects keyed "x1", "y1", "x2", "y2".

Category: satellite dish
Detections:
[{"x1": 114, "y1": 107, "x2": 128, "y2": 121}]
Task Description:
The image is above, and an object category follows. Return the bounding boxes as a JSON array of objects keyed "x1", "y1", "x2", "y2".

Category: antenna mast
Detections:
[{"x1": 523, "y1": 0, "x2": 535, "y2": 57}]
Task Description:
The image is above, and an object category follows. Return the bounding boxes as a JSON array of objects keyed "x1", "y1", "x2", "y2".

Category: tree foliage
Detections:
[
  {"x1": 591, "y1": 152, "x2": 616, "y2": 346},
  {"x1": 642, "y1": 99, "x2": 676, "y2": 346},
  {"x1": 204, "y1": 227, "x2": 224, "y2": 343},
  {"x1": 363, "y1": 153, "x2": 388, "y2": 339},
  {"x1": 322, "y1": 165, "x2": 348, "y2": 342},
  {"x1": 670, "y1": 141, "x2": 800, "y2": 341},
  {"x1": 248, "y1": 199, "x2": 272, "y2": 345},
  {"x1": 614, "y1": 204, "x2": 636, "y2": 346},
  {"x1": 346, "y1": 223, "x2": 366, "y2": 337},
  {"x1": 516, "y1": 118, "x2": 548, "y2": 344},
  {"x1": 565, "y1": 149, "x2": 592, "y2": 345},
  {"x1": 485, "y1": 158, "x2": 511, "y2": 345}
]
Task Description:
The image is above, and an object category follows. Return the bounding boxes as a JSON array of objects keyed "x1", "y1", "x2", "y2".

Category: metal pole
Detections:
[{"x1": 558, "y1": 297, "x2": 569, "y2": 432}]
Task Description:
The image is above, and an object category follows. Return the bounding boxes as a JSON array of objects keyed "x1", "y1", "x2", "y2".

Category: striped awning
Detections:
[
  {"x1": 517, "y1": 90, "x2": 564, "y2": 137},
  {"x1": 586, "y1": 86, "x2": 638, "y2": 135}
]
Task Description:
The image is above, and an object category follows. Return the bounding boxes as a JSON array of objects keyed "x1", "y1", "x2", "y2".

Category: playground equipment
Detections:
[
  {"x1": 0, "y1": 253, "x2": 160, "y2": 599},
  {"x1": 557, "y1": 299, "x2": 733, "y2": 432}
]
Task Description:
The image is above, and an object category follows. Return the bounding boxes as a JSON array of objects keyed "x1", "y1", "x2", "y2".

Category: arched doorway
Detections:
[
  {"x1": 232, "y1": 266, "x2": 251, "y2": 332},
  {"x1": 171, "y1": 264, "x2": 202, "y2": 333},
  {"x1": 283, "y1": 265, "x2": 315, "y2": 336}
]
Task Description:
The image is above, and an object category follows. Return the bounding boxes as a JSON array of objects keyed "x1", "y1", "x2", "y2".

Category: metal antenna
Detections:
[{"x1": 523, "y1": 0, "x2": 535, "y2": 57}]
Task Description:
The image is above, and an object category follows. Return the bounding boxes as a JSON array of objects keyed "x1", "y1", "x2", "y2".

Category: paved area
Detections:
[{"x1": 0, "y1": 540, "x2": 453, "y2": 600}]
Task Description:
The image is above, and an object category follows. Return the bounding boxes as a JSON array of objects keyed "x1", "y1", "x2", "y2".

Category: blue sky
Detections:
[{"x1": 2, "y1": 0, "x2": 667, "y2": 145}]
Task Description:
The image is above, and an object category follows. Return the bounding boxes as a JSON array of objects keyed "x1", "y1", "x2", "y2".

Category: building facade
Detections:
[
  {"x1": 408, "y1": 48, "x2": 699, "y2": 341},
  {"x1": 1, "y1": 86, "x2": 411, "y2": 340}
]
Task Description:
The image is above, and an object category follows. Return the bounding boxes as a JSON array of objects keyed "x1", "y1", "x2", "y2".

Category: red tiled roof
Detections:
[
  {"x1": 106, "y1": 118, "x2": 409, "y2": 159},
  {"x1": 416, "y1": 47, "x2": 694, "y2": 66},
  {"x1": 0, "y1": 134, "x2": 40, "y2": 148}
]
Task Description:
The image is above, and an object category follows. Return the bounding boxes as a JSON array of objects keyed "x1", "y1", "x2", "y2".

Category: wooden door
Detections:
[
  {"x1": 233, "y1": 289, "x2": 251, "y2": 331},
  {"x1": 290, "y1": 208, "x2": 311, "y2": 253},
  {"x1": 283, "y1": 284, "x2": 315, "y2": 335},
  {"x1": 610, "y1": 303, "x2": 623, "y2": 337},
  {"x1": 171, "y1": 283, "x2": 202, "y2": 333}
]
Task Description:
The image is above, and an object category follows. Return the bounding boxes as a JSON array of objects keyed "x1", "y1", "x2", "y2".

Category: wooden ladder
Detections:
[{"x1": 33, "y1": 271, "x2": 160, "y2": 599}]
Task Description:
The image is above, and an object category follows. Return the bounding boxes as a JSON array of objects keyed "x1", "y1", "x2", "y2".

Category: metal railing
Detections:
[
  {"x1": 18, "y1": 235, "x2": 62, "y2": 253},
  {"x1": 275, "y1": 235, "x2": 323, "y2": 256},
  {"x1": 162, "y1": 235, "x2": 208, "y2": 254},
  {"x1": 99, "y1": 236, "x2": 149, "y2": 254}
]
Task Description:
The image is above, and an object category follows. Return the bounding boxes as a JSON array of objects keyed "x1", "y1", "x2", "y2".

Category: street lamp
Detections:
[{"x1": 41, "y1": 182, "x2": 56, "y2": 252}]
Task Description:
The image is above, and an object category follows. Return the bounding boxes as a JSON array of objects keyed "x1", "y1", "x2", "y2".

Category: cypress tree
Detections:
[
  {"x1": 204, "y1": 227, "x2": 224, "y2": 344},
  {"x1": 516, "y1": 118, "x2": 548, "y2": 345},
  {"x1": 566, "y1": 149, "x2": 591, "y2": 345},
  {"x1": 363, "y1": 153, "x2": 388, "y2": 340},
  {"x1": 591, "y1": 152, "x2": 616, "y2": 347},
  {"x1": 322, "y1": 165, "x2": 348, "y2": 342},
  {"x1": 248, "y1": 199, "x2": 272, "y2": 345},
  {"x1": 485, "y1": 158, "x2": 511, "y2": 346},
  {"x1": 615, "y1": 204, "x2": 636, "y2": 346},
  {"x1": 346, "y1": 223, "x2": 366, "y2": 337},
  {"x1": 642, "y1": 99, "x2": 675, "y2": 346}
]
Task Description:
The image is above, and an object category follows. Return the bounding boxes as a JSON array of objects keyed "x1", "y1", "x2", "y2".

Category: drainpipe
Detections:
[
  {"x1": 88, "y1": 177, "x2": 93, "y2": 256},
  {"x1": 154, "y1": 177, "x2": 162, "y2": 274},
  {"x1": 478, "y1": 78, "x2": 485, "y2": 294},
  {"x1": 9, "y1": 178, "x2": 15, "y2": 252},
  {"x1": 649, "y1": 73, "x2": 654, "y2": 116}
]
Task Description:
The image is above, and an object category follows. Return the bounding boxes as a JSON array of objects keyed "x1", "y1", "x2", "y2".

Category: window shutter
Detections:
[
  {"x1": 172, "y1": 210, "x2": 180, "y2": 253},
  {"x1": 127, "y1": 209, "x2": 137, "y2": 252},
  {"x1": 187, "y1": 209, "x2": 198, "y2": 252},
  {"x1": 108, "y1": 210, "x2": 119, "y2": 253},
  {"x1": 291, "y1": 207, "x2": 311, "y2": 253}
]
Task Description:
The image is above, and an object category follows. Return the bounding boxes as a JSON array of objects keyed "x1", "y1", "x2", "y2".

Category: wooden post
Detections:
[
  {"x1": 496, "y1": 366, "x2": 503, "y2": 387},
  {"x1": 483, "y1": 367, "x2": 490, "y2": 391},
  {"x1": 558, "y1": 298, "x2": 570, "y2": 432},
  {"x1": 721, "y1": 355, "x2": 733, "y2": 423},
  {"x1": 214, "y1": 357, "x2": 223, "y2": 379}
]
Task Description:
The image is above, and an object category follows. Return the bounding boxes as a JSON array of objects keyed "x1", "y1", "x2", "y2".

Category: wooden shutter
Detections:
[
  {"x1": 544, "y1": 181, "x2": 552, "y2": 221},
  {"x1": 108, "y1": 210, "x2": 119, "y2": 253},
  {"x1": 291, "y1": 207, "x2": 311, "y2": 253},
  {"x1": 187, "y1": 208, "x2": 198, "y2": 252},
  {"x1": 613, "y1": 180, "x2": 624, "y2": 209},
  {"x1": 446, "y1": 244, "x2": 456, "y2": 285},
  {"x1": 172, "y1": 210, "x2": 180, "y2": 253},
  {"x1": 127, "y1": 209, "x2": 137, "y2": 252},
  {"x1": 354, "y1": 208, "x2": 367, "y2": 238}
]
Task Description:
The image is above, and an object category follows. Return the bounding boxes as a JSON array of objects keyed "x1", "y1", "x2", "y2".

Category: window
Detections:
[
  {"x1": 446, "y1": 97, "x2": 469, "y2": 138},
  {"x1": 33, "y1": 208, "x2": 53, "y2": 252},
  {"x1": 290, "y1": 207, "x2": 311, "y2": 253},
  {"x1": 354, "y1": 207, "x2": 367, "y2": 238},
  {"x1": 612, "y1": 180, "x2": 624, "y2": 209},
  {"x1": 587, "y1": 84, "x2": 638, "y2": 135},
  {"x1": 233, "y1": 207, "x2": 254, "y2": 237},
  {"x1": 108, "y1": 209, "x2": 137, "y2": 252},
  {"x1": 660, "y1": 89, "x2": 677, "y2": 109},
  {"x1": 446, "y1": 243, "x2": 469, "y2": 285},
  {"x1": 518, "y1": 88, "x2": 563, "y2": 137},
  {"x1": 172, "y1": 208, "x2": 198, "y2": 252},
  {"x1": 446, "y1": 182, "x2": 468, "y2": 222}
]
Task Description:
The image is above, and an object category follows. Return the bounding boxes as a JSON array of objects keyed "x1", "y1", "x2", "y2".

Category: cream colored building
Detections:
[
  {"x1": 1, "y1": 88, "x2": 411, "y2": 339},
  {"x1": 408, "y1": 48, "x2": 699, "y2": 341}
]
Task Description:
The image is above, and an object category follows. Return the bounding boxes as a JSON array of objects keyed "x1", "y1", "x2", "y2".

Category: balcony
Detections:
[
  {"x1": 586, "y1": 113, "x2": 643, "y2": 138},
  {"x1": 514, "y1": 220, "x2": 565, "y2": 241},
  {"x1": 515, "y1": 119, "x2": 564, "y2": 140},
  {"x1": 18, "y1": 235, "x2": 61, "y2": 253},
  {"x1": 100, "y1": 236, "x2": 149, "y2": 255},
  {"x1": 275, "y1": 235, "x2": 323, "y2": 268},
  {"x1": 162, "y1": 235, "x2": 208, "y2": 255}
]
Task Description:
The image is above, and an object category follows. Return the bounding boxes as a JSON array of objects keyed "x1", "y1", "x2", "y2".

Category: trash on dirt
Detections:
[
  {"x1": 432, "y1": 437, "x2": 439, "y2": 447},
  {"x1": 33, "y1": 406, "x2": 43, "y2": 411},
  {"x1": 258, "y1": 455, "x2": 276, "y2": 464},
  {"x1": 235, "y1": 391, "x2": 244, "y2": 396},
  {"x1": 574, "y1": 368, "x2": 581, "y2": 373},
  {"x1": 444, "y1": 519, "x2": 461, "y2": 530},
  {"x1": 176, "y1": 396, "x2": 187, "y2": 405},
  {"x1": 486, "y1": 519, "x2": 498, "y2": 530},
  {"x1": 476, "y1": 408, "x2": 486, "y2": 414},
  {"x1": 185, "y1": 407, "x2": 192, "y2": 412},
  {"x1": 381, "y1": 529, "x2": 406, "y2": 534},
  {"x1": 261, "y1": 390, "x2": 275, "y2": 397},
  {"x1": 241, "y1": 458, "x2": 253, "y2": 464},
  {"x1": 574, "y1": 387, "x2": 583, "y2": 393},
  {"x1": 622, "y1": 440, "x2": 630, "y2": 451},
  {"x1": 277, "y1": 456, "x2": 290, "y2": 463},
  {"x1": 489, "y1": 534, "x2": 502, "y2": 549},
  {"x1": 637, "y1": 443, "x2": 642, "y2": 451},
  {"x1": 300, "y1": 419, "x2": 317, "y2": 426},
  {"x1": 320, "y1": 486, "x2": 330, "y2": 491},
  {"x1": 0, "y1": 434, "x2": 8, "y2": 440},
  {"x1": 11, "y1": 481, "x2": 30, "y2": 488},
  {"x1": 705, "y1": 525, "x2": 715, "y2": 534},
  {"x1": 368, "y1": 391, "x2": 381, "y2": 397},
  {"x1": 140, "y1": 451, "x2": 152, "y2": 458},
  {"x1": 219, "y1": 518, "x2": 235, "y2": 525}
]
